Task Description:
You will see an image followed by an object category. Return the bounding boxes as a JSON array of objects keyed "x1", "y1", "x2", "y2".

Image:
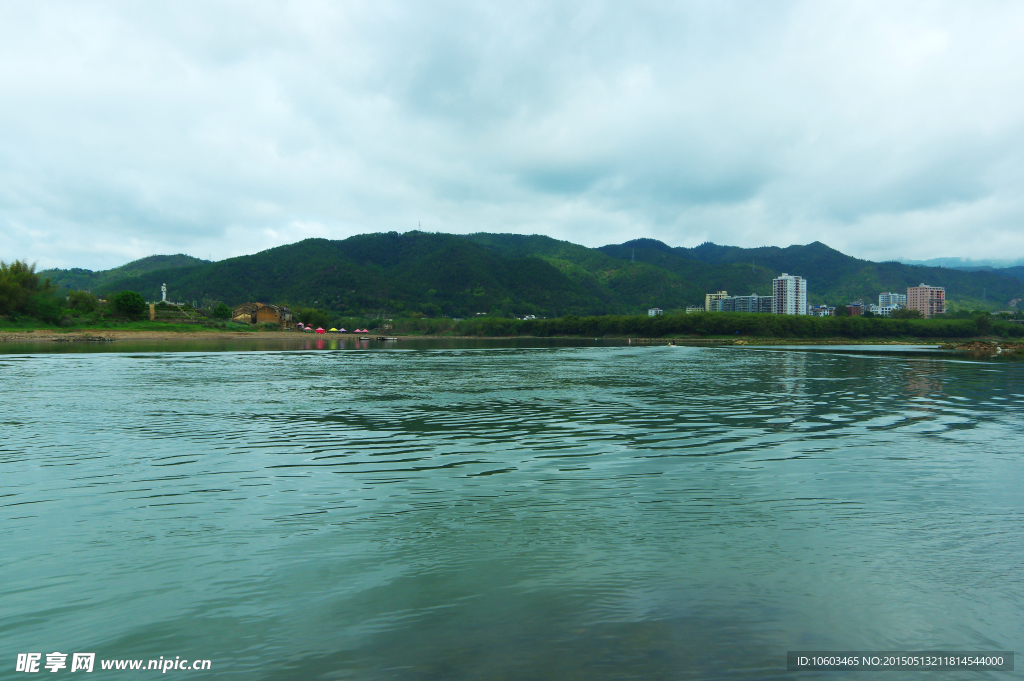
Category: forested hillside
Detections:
[
  {"x1": 600, "y1": 239, "x2": 1023, "y2": 310},
  {"x1": 98, "y1": 233, "x2": 617, "y2": 318},
  {"x1": 39, "y1": 231, "x2": 1023, "y2": 317},
  {"x1": 997, "y1": 266, "x2": 1024, "y2": 283},
  {"x1": 40, "y1": 254, "x2": 209, "y2": 292}
]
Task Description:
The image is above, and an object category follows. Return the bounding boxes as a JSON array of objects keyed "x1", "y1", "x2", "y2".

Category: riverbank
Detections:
[
  {"x1": 4, "y1": 309, "x2": 1022, "y2": 345},
  {"x1": 0, "y1": 329, "x2": 328, "y2": 342},
  {"x1": 2, "y1": 328, "x2": 1020, "y2": 353}
]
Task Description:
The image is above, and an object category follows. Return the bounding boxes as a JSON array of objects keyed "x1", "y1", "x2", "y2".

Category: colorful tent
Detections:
[
  {"x1": 339, "y1": 328, "x2": 346, "y2": 332},
  {"x1": 315, "y1": 327, "x2": 325, "y2": 334},
  {"x1": 329, "y1": 328, "x2": 338, "y2": 332}
]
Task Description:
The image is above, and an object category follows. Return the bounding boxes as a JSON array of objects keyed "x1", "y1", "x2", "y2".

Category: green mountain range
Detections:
[
  {"x1": 601, "y1": 239, "x2": 1024, "y2": 310},
  {"x1": 945, "y1": 264, "x2": 1023, "y2": 284},
  {"x1": 41, "y1": 232, "x2": 1024, "y2": 316},
  {"x1": 40, "y1": 254, "x2": 210, "y2": 292},
  {"x1": 1003, "y1": 267, "x2": 1024, "y2": 283}
]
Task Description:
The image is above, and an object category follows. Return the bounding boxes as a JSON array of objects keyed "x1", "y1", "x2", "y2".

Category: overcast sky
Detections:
[{"x1": 3, "y1": 1, "x2": 1024, "y2": 270}]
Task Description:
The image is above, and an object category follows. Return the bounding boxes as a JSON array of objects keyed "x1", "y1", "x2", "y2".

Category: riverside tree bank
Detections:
[
  {"x1": 435, "y1": 311, "x2": 1024, "y2": 341},
  {"x1": 3, "y1": 311, "x2": 1024, "y2": 343}
]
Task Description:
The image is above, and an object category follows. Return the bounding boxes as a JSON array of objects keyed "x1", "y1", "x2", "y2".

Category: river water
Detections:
[{"x1": 1, "y1": 341, "x2": 1021, "y2": 679}]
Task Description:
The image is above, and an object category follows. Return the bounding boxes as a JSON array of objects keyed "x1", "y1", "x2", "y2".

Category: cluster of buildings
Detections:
[
  {"x1": 231, "y1": 302, "x2": 295, "y2": 327},
  {"x1": 686, "y1": 273, "x2": 809, "y2": 316},
  {"x1": 680, "y1": 276, "x2": 947, "y2": 319},
  {"x1": 844, "y1": 285, "x2": 946, "y2": 318},
  {"x1": 842, "y1": 293, "x2": 905, "y2": 318}
]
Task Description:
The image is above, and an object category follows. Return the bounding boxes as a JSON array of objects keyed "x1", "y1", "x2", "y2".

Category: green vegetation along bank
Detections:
[
  {"x1": 425, "y1": 311, "x2": 1024, "y2": 340},
  {"x1": 6, "y1": 308, "x2": 1023, "y2": 342},
  {"x1": 0, "y1": 259, "x2": 236, "y2": 331}
]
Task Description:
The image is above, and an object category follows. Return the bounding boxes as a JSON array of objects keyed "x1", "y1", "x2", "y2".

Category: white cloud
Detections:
[{"x1": 2, "y1": 0, "x2": 1023, "y2": 269}]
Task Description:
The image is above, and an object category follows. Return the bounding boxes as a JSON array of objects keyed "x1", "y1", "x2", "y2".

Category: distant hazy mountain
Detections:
[
  {"x1": 896, "y1": 257, "x2": 1024, "y2": 284},
  {"x1": 900, "y1": 256, "x2": 1024, "y2": 269},
  {"x1": 41, "y1": 254, "x2": 210, "y2": 292},
  {"x1": 46, "y1": 233, "x2": 1024, "y2": 315}
]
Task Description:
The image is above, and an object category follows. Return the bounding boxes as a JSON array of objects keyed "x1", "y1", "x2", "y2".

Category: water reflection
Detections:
[{"x1": 903, "y1": 361, "x2": 946, "y2": 398}]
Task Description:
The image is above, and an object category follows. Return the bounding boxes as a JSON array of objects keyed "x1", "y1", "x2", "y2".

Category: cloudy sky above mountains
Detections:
[{"x1": 3, "y1": 1, "x2": 1024, "y2": 270}]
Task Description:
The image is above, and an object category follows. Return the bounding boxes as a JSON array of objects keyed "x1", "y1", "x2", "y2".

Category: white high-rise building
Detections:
[{"x1": 772, "y1": 273, "x2": 808, "y2": 315}]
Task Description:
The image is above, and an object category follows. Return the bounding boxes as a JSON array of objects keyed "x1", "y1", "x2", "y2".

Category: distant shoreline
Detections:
[{"x1": 0, "y1": 328, "x2": 1019, "y2": 353}]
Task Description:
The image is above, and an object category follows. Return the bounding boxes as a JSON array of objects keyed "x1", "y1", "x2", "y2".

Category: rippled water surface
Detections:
[{"x1": 2, "y1": 343, "x2": 1022, "y2": 679}]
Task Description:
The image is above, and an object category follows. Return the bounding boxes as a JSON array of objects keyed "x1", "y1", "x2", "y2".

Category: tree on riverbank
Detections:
[
  {"x1": 112, "y1": 290, "x2": 147, "y2": 318},
  {"x1": 0, "y1": 260, "x2": 58, "y2": 320}
]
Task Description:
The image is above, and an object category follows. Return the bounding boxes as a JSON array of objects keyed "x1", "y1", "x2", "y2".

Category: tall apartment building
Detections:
[
  {"x1": 879, "y1": 292, "x2": 907, "y2": 307},
  {"x1": 772, "y1": 274, "x2": 808, "y2": 315},
  {"x1": 907, "y1": 284, "x2": 945, "y2": 318},
  {"x1": 705, "y1": 291, "x2": 729, "y2": 312}
]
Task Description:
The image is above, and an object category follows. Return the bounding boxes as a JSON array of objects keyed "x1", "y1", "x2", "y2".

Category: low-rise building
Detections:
[
  {"x1": 255, "y1": 304, "x2": 295, "y2": 327},
  {"x1": 648, "y1": 308, "x2": 664, "y2": 316},
  {"x1": 716, "y1": 294, "x2": 773, "y2": 313},
  {"x1": 879, "y1": 292, "x2": 907, "y2": 307},
  {"x1": 847, "y1": 301, "x2": 864, "y2": 316},
  {"x1": 685, "y1": 306, "x2": 703, "y2": 314},
  {"x1": 232, "y1": 302, "x2": 295, "y2": 327},
  {"x1": 232, "y1": 302, "x2": 262, "y2": 323},
  {"x1": 809, "y1": 304, "x2": 835, "y2": 316},
  {"x1": 868, "y1": 304, "x2": 901, "y2": 317},
  {"x1": 907, "y1": 284, "x2": 946, "y2": 318}
]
